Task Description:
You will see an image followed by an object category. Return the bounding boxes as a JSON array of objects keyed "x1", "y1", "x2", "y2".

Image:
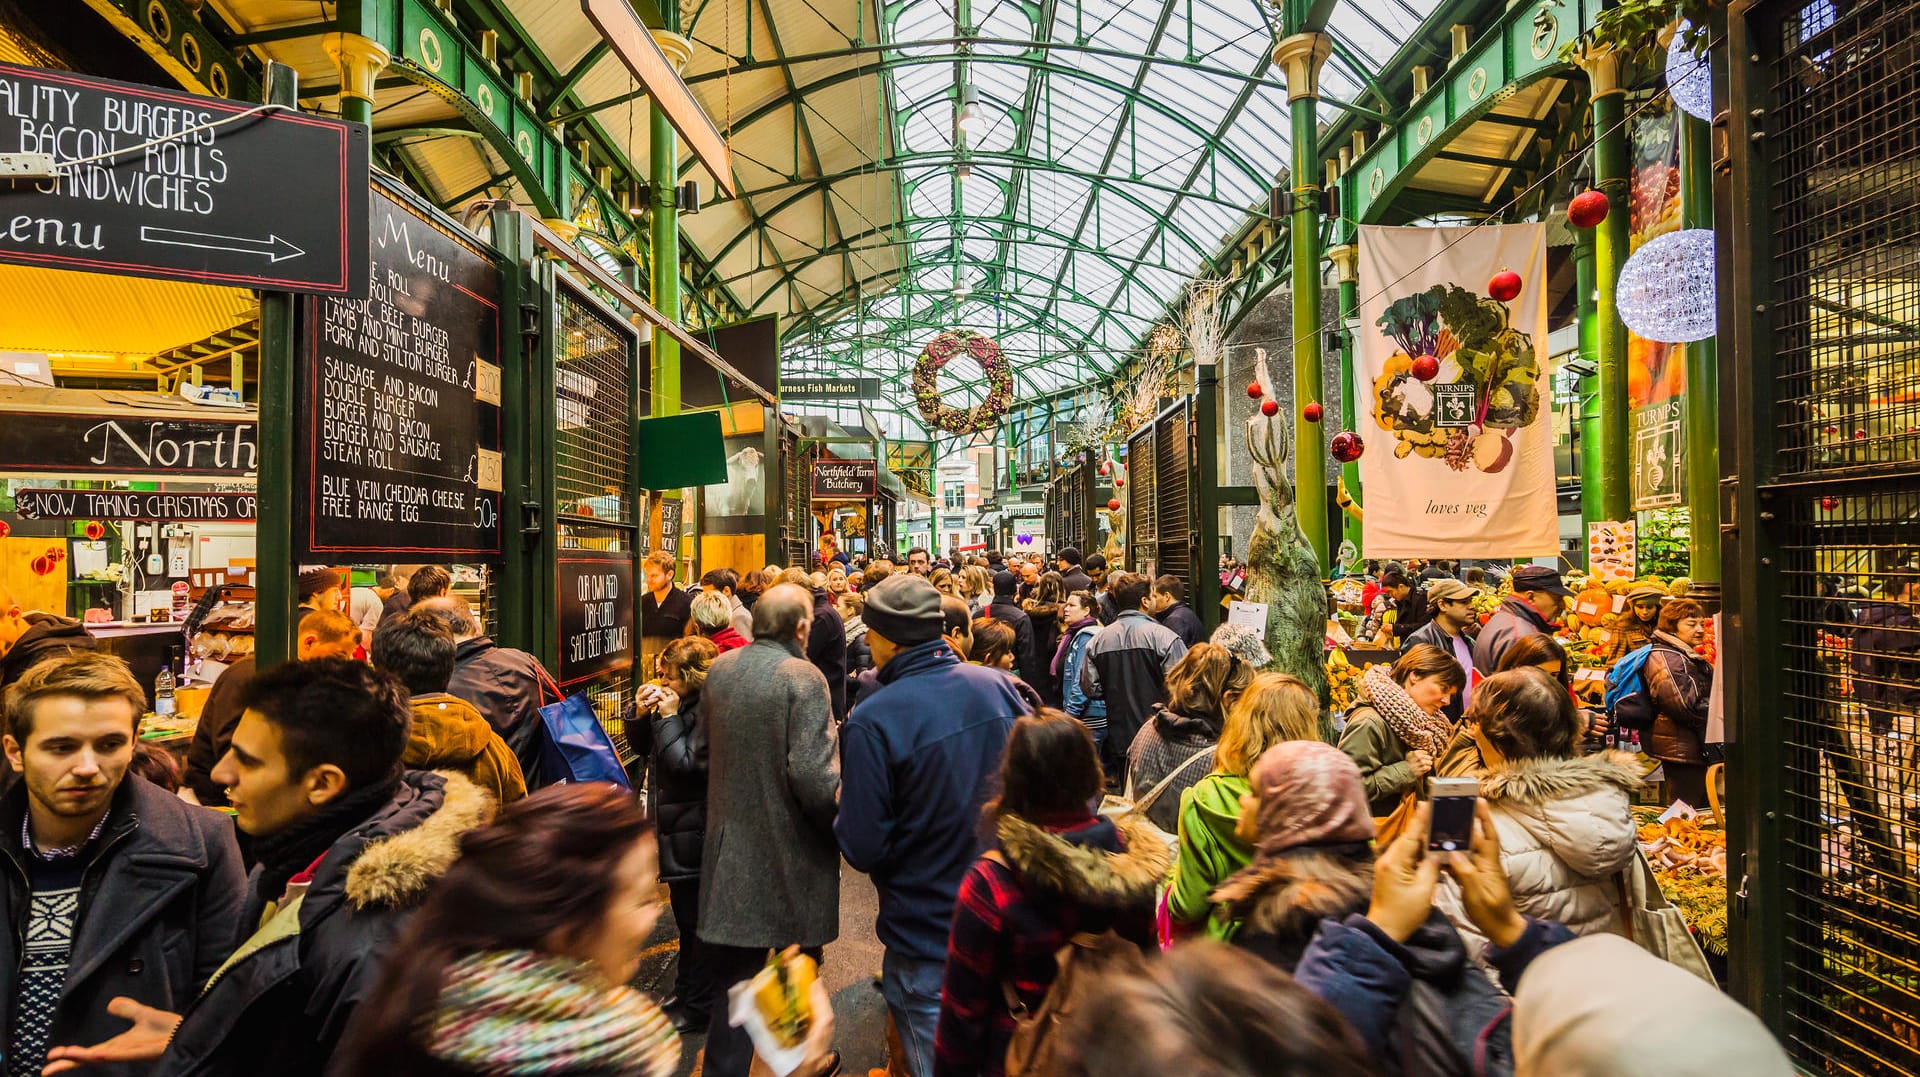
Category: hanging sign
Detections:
[
  {"x1": 1587, "y1": 520, "x2": 1637, "y2": 582},
  {"x1": 0, "y1": 62, "x2": 369, "y2": 295},
  {"x1": 1626, "y1": 101, "x2": 1688, "y2": 512},
  {"x1": 13, "y1": 488, "x2": 255, "y2": 521},
  {"x1": 812, "y1": 459, "x2": 878, "y2": 499},
  {"x1": 1355, "y1": 223, "x2": 1558, "y2": 558},
  {"x1": 0, "y1": 411, "x2": 256, "y2": 476},
  {"x1": 556, "y1": 553, "x2": 634, "y2": 687},
  {"x1": 297, "y1": 182, "x2": 502, "y2": 558},
  {"x1": 783, "y1": 378, "x2": 882, "y2": 400}
]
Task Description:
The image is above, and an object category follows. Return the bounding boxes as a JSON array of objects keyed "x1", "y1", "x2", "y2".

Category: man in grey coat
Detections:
[{"x1": 697, "y1": 584, "x2": 840, "y2": 1077}]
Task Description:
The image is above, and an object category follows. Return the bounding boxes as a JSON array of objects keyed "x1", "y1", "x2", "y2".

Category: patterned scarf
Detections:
[
  {"x1": 1361, "y1": 662, "x2": 1452, "y2": 756},
  {"x1": 429, "y1": 950, "x2": 681, "y2": 1077}
]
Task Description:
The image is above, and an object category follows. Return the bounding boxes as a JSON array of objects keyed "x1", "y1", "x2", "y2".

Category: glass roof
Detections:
[{"x1": 673, "y1": 0, "x2": 1448, "y2": 436}]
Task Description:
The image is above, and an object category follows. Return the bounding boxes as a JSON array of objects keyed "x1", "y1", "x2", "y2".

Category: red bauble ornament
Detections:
[
  {"x1": 1302, "y1": 402, "x2": 1323, "y2": 423},
  {"x1": 1488, "y1": 270, "x2": 1523, "y2": 302},
  {"x1": 0, "y1": 519, "x2": 9, "y2": 539},
  {"x1": 29, "y1": 556, "x2": 50, "y2": 577},
  {"x1": 1567, "y1": 190, "x2": 1610, "y2": 229},
  {"x1": 1246, "y1": 382, "x2": 1264, "y2": 399},
  {"x1": 1854, "y1": 429, "x2": 1868, "y2": 440},
  {"x1": 1411, "y1": 355, "x2": 1441, "y2": 381},
  {"x1": 1825, "y1": 425, "x2": 1840, "y2": 435},
  {"x1": 1820, "y1": 496, "x2": 1840, "y2": 511},
  {"x1": 1330, "y1": 431, "x2": 1365, "y2": 463},
  {"x1": 83, "y1": 521, "x2": 104, "y2": 541},
  {"x1": 1098, "y1": 463, "x2": 1110, "y2": 476},
  {"x1": 1107, "y1": 498, "x2": 1122, "y2": 511},
  {"x1": 1261, "y1": 399, "x2": 1280, "y2": 416},
  {"x1": 1114, "y1": 477, "x2": 1125, "y2": 488}
]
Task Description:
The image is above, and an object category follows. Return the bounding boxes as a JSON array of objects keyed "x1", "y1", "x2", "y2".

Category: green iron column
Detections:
[
  {"x1": 649, "y1": 21, "x2": 691, "y2": 418},
  {"x1": 325, "y1": 4, "x2": 388, "y2": 130},
  {"x1": 252, "y1": 63, "x2": 302, "y2": 665},
  {"x1": 1274, "y1": 31, "x2": 1334, "y2": 572},
  {"x1": 1680, "y1": 112, "x2": 1721, "y2": 583},
  {"x1": 1575, "y1": 225, "x2": 1604, "y2": 559},
  {"x1": 1581, "y1": 48, "x2": 1632, "y2": 523},
  {"x1": 1329, "y1": 241, "x2": 1361, "y2": 565}
]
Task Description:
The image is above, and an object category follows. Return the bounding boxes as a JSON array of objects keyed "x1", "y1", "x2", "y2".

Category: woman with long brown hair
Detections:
[
  {"x1": 1022, "y1": 571, "x2": 1067, "y2": 705},
  {"x1": 1337, "y1": 644, "x2": 1464, "y2": 815},
  {"x1": 1123, "y1": 643, "x2": 1256, "y2": 833}
]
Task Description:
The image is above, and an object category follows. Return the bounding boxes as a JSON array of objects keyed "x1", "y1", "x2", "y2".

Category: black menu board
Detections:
[
  {"x1": 557, "y1": 553, "x2": 635, "y2": 688},
  {"x1": 298, "y1": 182, "x2": 502, "y2": 557}
]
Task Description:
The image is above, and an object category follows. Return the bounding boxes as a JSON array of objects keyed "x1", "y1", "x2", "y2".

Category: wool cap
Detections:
[{"x1": 861, "y1": 573, "x2": 945, "y2": 646}]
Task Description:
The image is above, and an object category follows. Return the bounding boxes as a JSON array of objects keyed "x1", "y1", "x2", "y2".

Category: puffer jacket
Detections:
[
  {"x1": 934, "y1": 813, "x2": 1170, "y2": 1077},
  {"x1": 625, "y1": 690, "x2": 707, "y2": 883},
  {"x1": 1435, "y1": 752, "x2": 1641, "y2": 958},
  {"x1": 1213, "y1": 846, "x2": 1373, "y2": 970},
  {"x1": 1165, "y1": 772, "x2": 1253, "y2": 938},
  {"x1": 1124, "y1": 704, "x2": 1223, "y2": 834},
  {"x1": 405, "y1": 694, "x2": 528, "y2": 807},
  {"x1": 1643, "y1": 632, "x2": 1712, "y2": 765}
]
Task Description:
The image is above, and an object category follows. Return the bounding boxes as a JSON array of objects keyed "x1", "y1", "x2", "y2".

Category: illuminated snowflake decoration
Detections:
[
  {"x1": 1666, "y1": 25, "x2": 1713, "y2": 121},
  {"x1": 1617, "y1": 228, "x2": 1717, "y2": 344}
]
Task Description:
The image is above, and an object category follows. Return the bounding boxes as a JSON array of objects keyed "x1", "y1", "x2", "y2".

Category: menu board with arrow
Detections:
[{"x1": 297, "y1": 182, "x2": 502, "y2": 557}]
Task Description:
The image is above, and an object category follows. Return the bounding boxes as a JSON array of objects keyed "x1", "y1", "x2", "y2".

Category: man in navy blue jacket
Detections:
[{"x1": 836, "y1": 573, "x2": 1030, "y2": 1077}]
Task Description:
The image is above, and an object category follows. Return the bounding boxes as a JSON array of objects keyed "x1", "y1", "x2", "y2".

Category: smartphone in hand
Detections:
[{"x1": 1428, "y1": 777, "x2": 1479, "y2": 852}]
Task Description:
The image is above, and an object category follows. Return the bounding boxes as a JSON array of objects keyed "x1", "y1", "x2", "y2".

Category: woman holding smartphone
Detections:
[
  {"x1": 1432, "y1": 667, "x2": 1641, "y2": 956},
  {"x1": 1337, "y1": 645, "x2": 1465, "y2": 816}
]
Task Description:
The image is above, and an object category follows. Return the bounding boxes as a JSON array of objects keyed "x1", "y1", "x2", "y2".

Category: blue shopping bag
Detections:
[{"x1": 535, "y1": 692, "x2": 632, "y2": 789}]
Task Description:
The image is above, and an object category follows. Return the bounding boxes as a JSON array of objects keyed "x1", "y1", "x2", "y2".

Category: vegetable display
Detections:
[{"x1": 1371, "y1": 284, "x2": 1543, "y2": 472}]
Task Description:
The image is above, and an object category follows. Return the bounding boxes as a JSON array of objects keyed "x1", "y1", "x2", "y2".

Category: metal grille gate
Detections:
[
  {"x1": 1046, "y1": 451, "x2": 1098, "y2": 557},
  {"x1": 1124, "y1": 400, "x2": 1196, "y2": 585},
  {"x1": 780, "y1": 427, "x2": 814, "y2": 567},
  {"x1": 1726, "y1": 0, "x2": 1920, "y2": 1069},
  {"x1": 553, "y1": 281, "x2": 638, "y2": 758}
]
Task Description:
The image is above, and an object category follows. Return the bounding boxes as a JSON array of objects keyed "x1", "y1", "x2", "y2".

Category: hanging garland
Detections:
[{"x1": 912, "y1": 329, "x2": 1014, "y2": 435}]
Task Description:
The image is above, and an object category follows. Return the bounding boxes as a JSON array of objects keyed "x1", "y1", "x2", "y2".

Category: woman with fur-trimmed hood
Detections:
[
  {"x1": 935, "y1": 710, "x2": 1171, "y2": 1077},
  {"x1": 1434, "y1": 668, "x2": 1642, "y2": 956}
]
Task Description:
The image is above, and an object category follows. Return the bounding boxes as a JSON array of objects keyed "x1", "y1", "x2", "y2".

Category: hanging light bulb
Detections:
[
  {"x1": 956, "y1": 83, "x2": 984, "y2": 138},
  {"x1": 956, "y1": 158, "x2": 972, "y2": 182}
]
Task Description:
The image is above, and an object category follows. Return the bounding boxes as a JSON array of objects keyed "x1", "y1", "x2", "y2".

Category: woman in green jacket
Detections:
[
  {"x1": 1166, "y1": 672, "x2": 1326, "y2": 939},
  {"x1": 1337, "y1": 645, "x2": 1465, "y2": 816}
]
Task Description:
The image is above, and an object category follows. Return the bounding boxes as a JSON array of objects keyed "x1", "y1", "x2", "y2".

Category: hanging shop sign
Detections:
[
  {"x1": 783, "y1": 378, "x2": 882, "y2": 400},
  {"x1": 1355, "y1": 223, "x2": 1558, "y2": 558},
  {"x1": 0, "y1": 409, "x2": 257, "y2": 476},
  {"x1": 0, "y1": 62, "x2": 369, "y2": 296},
  {"x1": 556, "y1": 553, "x2": 634, "y2": 687},
  {"x1": 13, "y1": 488, "x2": 255, "y2": 521},
  {"x1": 812, "y1": 459, "x2": 878, "y2": 499},
  {"x1": 1626, "y1": 101, "x2": 1688, "y2": 512},
  {"x1": 297, "y1": 181, "x2": 502, "y2": 558}
]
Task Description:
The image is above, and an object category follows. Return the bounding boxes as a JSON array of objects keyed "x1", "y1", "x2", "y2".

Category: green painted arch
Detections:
[{"x1": 386, "y1": 59, "x2": 560, "y2": 218}]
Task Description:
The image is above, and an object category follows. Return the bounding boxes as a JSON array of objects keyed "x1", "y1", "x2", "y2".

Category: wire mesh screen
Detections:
[
  {"x1": 1763, "y1": 0, "x2": 1920, "y2": 1070},
  {"x1": 1127, "y1": 425, "x2": 1157, "y2": 573},
  {"x1": 781, "y1": 430, "x2": 814, "y2": 567},
  {"x1": 1156, "y1": 402, "x2": 1194, "y2": 593},
  {"x1": 554, "y1": 285, "x2": 637, "y2": 760}
]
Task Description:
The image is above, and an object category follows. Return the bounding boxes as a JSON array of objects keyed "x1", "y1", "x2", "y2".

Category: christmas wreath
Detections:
[{"x1": 913, "y1": 330, "x2": 1014, "y2": 435}]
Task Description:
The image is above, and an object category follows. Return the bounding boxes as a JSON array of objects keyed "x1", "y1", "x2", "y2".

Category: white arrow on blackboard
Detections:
[{"x1": 139, "y1": 226, "x2": 306, "y2": 263}]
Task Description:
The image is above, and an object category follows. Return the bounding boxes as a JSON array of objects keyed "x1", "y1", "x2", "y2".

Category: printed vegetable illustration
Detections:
[{"x1": 1371, "y1": 283, "x2": 1541, "y2": 473}]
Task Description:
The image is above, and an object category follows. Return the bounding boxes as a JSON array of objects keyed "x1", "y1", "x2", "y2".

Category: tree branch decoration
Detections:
[
  {"x1": 1244, "y1": 347, "x2": 1331, "y2": 706},
  {"x1": 914, "y1": 330, "x2": 1015, "y2": 435},
  {"x1": 1116, "y1": 323, "x2": 1181, "y2": 434}
]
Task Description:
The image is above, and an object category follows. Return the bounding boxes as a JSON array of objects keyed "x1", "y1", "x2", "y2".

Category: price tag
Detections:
[{"x1": 475, "y1": 357, "x2": 502, "y2": 406}]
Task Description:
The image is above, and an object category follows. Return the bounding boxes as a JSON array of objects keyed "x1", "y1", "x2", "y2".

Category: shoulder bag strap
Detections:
[
  {"x1": 1132, "y1": 746, "x2": 1217, "y2": 815},
  {"x1": 977, "y1": 850, "x2": 1030, "y2": 1016}
]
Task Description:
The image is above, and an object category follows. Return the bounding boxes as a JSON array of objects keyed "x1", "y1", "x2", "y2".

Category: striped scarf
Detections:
[{"x1": 429, "y1": 950, "x2": 680, "y2": 1077}]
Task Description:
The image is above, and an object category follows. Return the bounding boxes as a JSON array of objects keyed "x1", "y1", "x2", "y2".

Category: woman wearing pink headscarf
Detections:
[{"x1": 1209, "y1": 741, "x2": 1377, "y2": 967}]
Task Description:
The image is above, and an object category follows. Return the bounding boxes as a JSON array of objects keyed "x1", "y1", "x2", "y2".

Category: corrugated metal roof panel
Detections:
[{"x1": 0, "y1": 264, "x2": 255, "y2": 355}]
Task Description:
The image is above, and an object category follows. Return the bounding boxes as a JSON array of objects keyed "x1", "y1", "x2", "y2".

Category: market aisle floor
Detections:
[{"x1": 635, "y1": 861, "x2": 890, "y2": 1077}]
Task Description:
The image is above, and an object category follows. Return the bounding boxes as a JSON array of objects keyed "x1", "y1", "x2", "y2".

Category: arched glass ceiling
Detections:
[{"x1": 665, "y1": 0, "x2": 1448, "y2": 432}]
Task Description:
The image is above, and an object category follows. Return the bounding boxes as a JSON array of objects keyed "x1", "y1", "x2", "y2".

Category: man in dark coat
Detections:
[
  {"x1": 806, "y1": 579, "x2": 849, "y2": 723},
  {"x1": 1055, "y1": 548, "x2": 1094, "y2": 595},
  {"x1": 47, "y1": 659, "x2": 492, "y2": 1077},
  {"x1": 986, "y1": 570, "x2": 1044, "y2": 691},
  {"x1": 1148, "y1": 574, "x2": 1208, "y2": 649},
  {"x1": 0, "y1": 586, "x2": 98, "y2": 691},
  {"x1": 838, "y1": 573, "x2": 1028, "y2": 1077},
  {"x1": 1403, "y1": 579, "x2": 1482, "y2": 722},
  {"x1": 1, "y1": 654, "x2": 246, "y2": 1077},
  {"x1": 414, "y1": 596, "x2": 553, "y2": 785},
  {"x1": 1471, "y1": 565, "x2": 1574, "y2": 673},
  {"x1": 697, "y1": 585, "x2": 841, "y2": 1077},
  {"x1": 1083, "y1": 572, "x2": 1189, "y2": 778}
]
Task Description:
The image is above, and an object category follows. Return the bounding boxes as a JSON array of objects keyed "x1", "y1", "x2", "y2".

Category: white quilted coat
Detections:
[{"x1": 1437, "y1": 751, "x2": 1643, "y2": 957}]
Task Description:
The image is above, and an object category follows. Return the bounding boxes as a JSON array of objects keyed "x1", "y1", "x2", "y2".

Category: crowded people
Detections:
[
  {"x1": 700, "y1": 568, "x2": 756, "y2": 640},
  {"x1": 1081, "y1": 572, "x2": 1189, "y2": 779},
  {"x1": 371, "y1": 612, "x2": 527, "y2": 806},
  {"x1": 641, "y1": 551, "x2": 694, "y2": 665},
  {"x1": 1055, "y1": 548, "x2": 1092, "y2": 594},
  {"x1": 1403, "y1": 577, "x2": 1480, "y2": 721},
  {"x1": 1338, "y1": 644, "x2": 1464, "y2": 816},
  {"x1": 1084, "y1": 554, "x2": 1116, "y2": 624},
  {"x1": 1147, "y1": 575, "x2": 1206, "y2": 649},
  {"x1": 405, "y1": 564, "x2": 451, "y2": 606},
  {"x1": 968, "y1": 618, "x2": 1017, "y2": 673},
  {"x1": 1166, "y1": 671, "x2": 1323, "y2": 938},
  {"x1": 841, "y1": 592, "x2": 873, "y2": 680},
  {"x1": 0, "y1": 584, "x2": 97, "y2": 692},
  {"x1": 906, "y1": 547, "x2": 933, "y2": 576},
  {"x1": 691, "y1": 590, "x2": 750, "y2": 653},
  {"x1": 1056, "y1": 590, "x2": 1107, "y2": 749},
  {"x1": 1604, "y1": 582, "x2": 1667, "y2": 662},
  {"x1": 1473, "y1": 565, "x2": 1574, "y2": 672},
  {"x1": 1020, "y1": 571, "x2": 1066, "y2": 705},
  {"x1": 1123, "y1": 642, "x2": 1254, "y2": 833},
  {"x1": 985, "y1": 571, "x2": 1042, "y2": 691},
  {"x1": 837, "y1": 573, "x2": 1028, "y2": 1077},
  {"x1": 2, "y1": 654, "x2": 246, "y2": 1077},
  {"x1": 414, "y1": 596, "x2": 551, "y2": 786},
  {"x1": 1644, "y1": 598, "x2": 1716, "y2": 806},
  {"x1": 696, "y1": 583, "x2": 841, "y2": 1077},
  {"x1": 781, "y1": 567, "x2": 849, "y2": 724}
]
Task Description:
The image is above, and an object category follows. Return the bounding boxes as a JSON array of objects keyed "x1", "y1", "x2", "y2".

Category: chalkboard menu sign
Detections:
[
  {"x1": 557, "y1": 554, "x2": 635, "y2": 687},
  {"x1": 298, "y1": 182, "x2": 502, "y2": 557},
  {"x1": 812, "y1": 459, "x2": 877, "y2": 499},
  {"x1": 15, "y1": 488, "x2": 255, "y2": 521}
]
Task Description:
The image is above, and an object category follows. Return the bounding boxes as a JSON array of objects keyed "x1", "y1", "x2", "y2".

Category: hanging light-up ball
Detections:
[
  {"x1": 1567, "y1": 189, "x2": 1610, "y2": 229},
  {"x1": 1246, "y1": 382, "x2": 1264, "y2": 399},
  {"x1": 1617, "y1": 228, "x2": 1717, "y2": 343},
  {"x1": 1666, "y1": 24, "x2": 1713, "y2": 122},
  {"x1": 1331, "y1": 431, "x2": 1365, "y2": 462},
  {"x1": 1302, "y1": 402, "x2": 1323, "y2": 423},
  {"x1": 1488, "y1": 270, "x2": 1523, "y2": 302}
]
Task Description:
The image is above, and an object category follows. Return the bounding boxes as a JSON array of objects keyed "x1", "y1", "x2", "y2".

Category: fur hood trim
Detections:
[
  {"x1": 1481, "y1": 751, "x2": 1643, "y2": 806},
  {"x1": 1209, "y1": 850, "x2": 1373, "y2": 936},
  {"x1": 345, "y1": 771, "x2": 494, "y2": 910},
  {"x1": 996, "y1": 814, "x2": 1174, "y2": 904}
]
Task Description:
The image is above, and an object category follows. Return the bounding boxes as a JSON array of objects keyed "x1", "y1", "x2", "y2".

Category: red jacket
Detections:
[{"x1": 706, "y1": 626, "x2": 749, "y2": 653}]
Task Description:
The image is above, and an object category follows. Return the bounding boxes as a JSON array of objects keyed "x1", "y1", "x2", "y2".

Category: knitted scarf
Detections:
[
  {"x1": 1052, "y1": 615, "x2": 1097, "y2": 677},
  {"x1": 251, "y1": 773, "x2": 401, "y2": 903},
  {"x1": 429, "y1": 950, "x2": 681, "y2": 1077},
  {"x1": 1361, "y1": 662, "x2": 1451, "y2": 757}
]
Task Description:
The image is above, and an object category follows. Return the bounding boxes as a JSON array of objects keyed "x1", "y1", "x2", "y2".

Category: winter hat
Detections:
[
  {"x1": 861, "y1": 573, "x2": 944, "y2": 646},
  {"x1": 1245, "y1": 741, "x2": 1375, "y2": 859},
  {"x1": 993, "y1": 570, "x2": 1020, "y2": 599},
  {"x1": 1209, "y1": 622, "x2": 1272, "y2": 667}
]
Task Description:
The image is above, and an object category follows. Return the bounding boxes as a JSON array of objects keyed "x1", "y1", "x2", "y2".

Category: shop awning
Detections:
[
  {"x1": 0, "y1": 263, "x2": 256, "y2": 358},
  {"x1": 0, "y1": 386, "x2": 258, "y2": 480}
]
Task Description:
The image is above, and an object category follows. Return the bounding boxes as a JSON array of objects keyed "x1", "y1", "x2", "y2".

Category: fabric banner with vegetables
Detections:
[{"x1": 1355, "y1": 223, "x2": 1558, "y2": 558}]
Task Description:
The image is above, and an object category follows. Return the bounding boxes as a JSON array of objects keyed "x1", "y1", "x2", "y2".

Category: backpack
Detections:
[
  {"x1": 1388, "y1": 915, "x2": 1515, "y2": 1077},
  {"x1": 1000, "y1": 926, "x2": 1148, "y2": 1076},
  {"x1": 1604, "y1": 644, "x2": 1657, "y2": 732}
]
